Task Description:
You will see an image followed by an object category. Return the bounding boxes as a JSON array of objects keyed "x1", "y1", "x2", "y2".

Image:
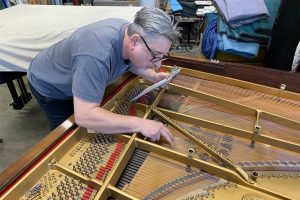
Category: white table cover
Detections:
[{"x1": 0, "y1": 5, "x2": 141, "y2": 72}]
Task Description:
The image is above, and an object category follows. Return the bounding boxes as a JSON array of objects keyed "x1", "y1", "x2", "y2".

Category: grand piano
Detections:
[{"x1": 0, "y1": 56, "x2": 299, "y2": 200}]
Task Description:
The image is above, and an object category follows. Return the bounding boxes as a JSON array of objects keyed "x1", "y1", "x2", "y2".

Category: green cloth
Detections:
[
  {"x1": 217, "y1": 0, "x2": 281, "y2": 43},
  {"x1": 0, "y1": 0, "x2": 6, "y2": 10},
  {"x1": 253, "y1": 0, "x2": 281, "y2": 35},
  {"x1": 219, "y1": 18, "x2": 269, "y2": 43}
]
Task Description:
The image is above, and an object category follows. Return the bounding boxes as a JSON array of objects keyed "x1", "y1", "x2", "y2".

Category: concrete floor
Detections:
[{"x1": 0, "y1": 80, "x2": 49, "y2": 172}]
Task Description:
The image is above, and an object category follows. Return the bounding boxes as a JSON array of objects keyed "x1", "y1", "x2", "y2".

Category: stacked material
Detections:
[
  {"x1": 214, "y1": 0, "x2": 269, "y2": 29},
  {"x1": 201, "y1": 0, "x2": 281, "y2": 59}
]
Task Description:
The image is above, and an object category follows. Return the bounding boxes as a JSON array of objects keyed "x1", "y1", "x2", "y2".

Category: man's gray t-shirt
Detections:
[{"x1": 27, "y1": 18, "x2": 131, "y2": 103}]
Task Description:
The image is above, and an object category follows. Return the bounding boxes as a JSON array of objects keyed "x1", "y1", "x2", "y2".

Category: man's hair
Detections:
[{"x1": 127, "y1": 7, "x2": 179, "y2": 44}]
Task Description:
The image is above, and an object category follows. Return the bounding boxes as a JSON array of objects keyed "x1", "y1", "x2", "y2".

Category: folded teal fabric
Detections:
[
  {"x1": 219, "y1": 17, "x2": 270, "y2": 43},
  {"x1": 217, "y1": 0, "x2": 281, "y2": 42},
  {"x1": 252, "y1": 0, "x2": 281, "y2": 35},
  {"x1": 218, "y1": 34, "x2": 260, "y2": 58}
]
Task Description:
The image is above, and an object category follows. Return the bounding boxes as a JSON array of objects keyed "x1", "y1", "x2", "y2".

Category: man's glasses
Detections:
[{"x1": 140, "y1": 35, "x2": 169, "y2": 63}]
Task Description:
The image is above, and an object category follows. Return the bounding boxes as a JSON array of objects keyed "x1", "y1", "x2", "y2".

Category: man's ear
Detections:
[{"x1": 129, "y1": 34, "x2": 140, "y2": 50}]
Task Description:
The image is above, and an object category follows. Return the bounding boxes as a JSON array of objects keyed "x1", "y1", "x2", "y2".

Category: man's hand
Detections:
[
  {"x1": 130, "y1": 66, "x2": 170, "y2": 85},
  {"x1": 139, "y1": 118, "x2": 175, "y2": 146},
  {"x1": 153, "y1": 71, "x2": 168, "y2": 81},
  {"x1": 153, "y1": 71, "x2": 170, "y2": 88},
  {"x1": 73, "y1": 96, "x2": 175, "y2": 146}
]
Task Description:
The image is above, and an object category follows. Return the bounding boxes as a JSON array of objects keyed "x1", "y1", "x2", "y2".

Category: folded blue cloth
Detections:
[
  {"x1": 214, "y1": 0, "x2": 269, "y2": 28},
  {"x1": 218, "y1": 34, "x2": 260, "y2": 58},
  {"x1": 169, "y1": 0, "x2": 183, "y2": 12}
]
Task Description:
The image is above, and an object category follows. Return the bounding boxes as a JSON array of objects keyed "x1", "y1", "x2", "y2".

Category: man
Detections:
[{"x1": 27, "y1": 7, "x2": 179, "y2": 145}]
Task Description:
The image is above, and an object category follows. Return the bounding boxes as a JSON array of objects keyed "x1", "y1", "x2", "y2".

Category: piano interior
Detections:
[{"x1": 1, "y1": 65, "x2": 299, "y2": 200}]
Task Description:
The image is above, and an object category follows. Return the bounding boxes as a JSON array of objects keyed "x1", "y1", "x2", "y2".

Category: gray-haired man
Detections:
[{"x1": 27, "y1": 7, "x2": 179, "y2": 145}]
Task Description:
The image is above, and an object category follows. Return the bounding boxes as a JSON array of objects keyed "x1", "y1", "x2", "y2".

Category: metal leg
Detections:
[
  {"x1": 6, "y1": 80, "x2": 23, "y2": 110},
  {"x1": 17, "y1": 78, "x2": 32, "y2": 105},
  {"x1": 6, "y1": 77, "x2": 32, "y2": 110}
]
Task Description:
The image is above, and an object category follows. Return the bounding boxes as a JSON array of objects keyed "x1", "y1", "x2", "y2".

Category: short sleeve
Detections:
[{"x1": 72, "y1": 55, "x2": 109, "y2": 103}]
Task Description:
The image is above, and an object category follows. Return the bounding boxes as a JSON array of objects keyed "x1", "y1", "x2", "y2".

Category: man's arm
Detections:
[{"x1": 73, "y1": 95, "x2": 175, "y2": 145}]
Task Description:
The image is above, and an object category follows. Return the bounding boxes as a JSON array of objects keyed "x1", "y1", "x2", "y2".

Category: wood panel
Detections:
[{"x1": 164, "y1": 57, "x2": 300, "y2": 93}]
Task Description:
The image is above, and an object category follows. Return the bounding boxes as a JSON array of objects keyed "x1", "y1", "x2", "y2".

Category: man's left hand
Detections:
[{"x1": 153, "y1": 71, "x2": 170, "y2": 88}]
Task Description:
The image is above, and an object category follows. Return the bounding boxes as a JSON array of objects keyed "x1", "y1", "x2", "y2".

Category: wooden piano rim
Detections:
[
  {"x1": 0, "y1": 118, "x2": 77, "y2": 196},
  {"x1": 164, "y1": 57, "x2": 300, "y2": 94},
  {"x1": 0, "y1": 73, "x2": 136, "y2": 195}
]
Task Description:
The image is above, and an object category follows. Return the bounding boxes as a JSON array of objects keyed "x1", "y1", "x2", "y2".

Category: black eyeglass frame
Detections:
[{"x1": 140, "y1": 35, "x2": 170, "y2": 63}]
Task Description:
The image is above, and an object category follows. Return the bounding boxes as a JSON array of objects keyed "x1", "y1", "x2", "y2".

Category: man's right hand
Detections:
[
  {"x1": 138, "y1": 119, "x2": 175, "y2": 146},
  {"x1": 74, "y1": 95, "x2": 175, "y2": 145}
]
